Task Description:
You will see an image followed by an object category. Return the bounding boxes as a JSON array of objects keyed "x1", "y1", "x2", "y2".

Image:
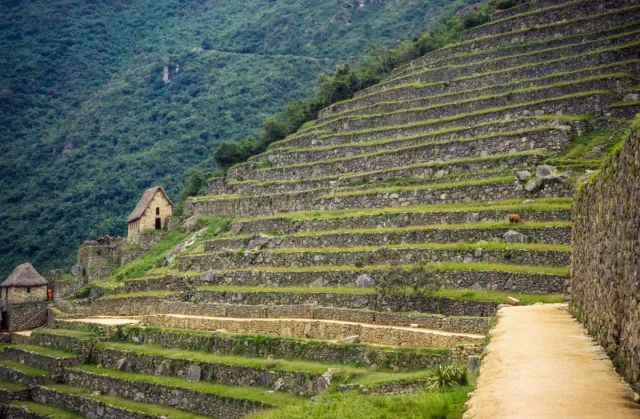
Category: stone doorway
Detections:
[{"x1": 155, "y1": 218, "x2": 162, "y2": 229}]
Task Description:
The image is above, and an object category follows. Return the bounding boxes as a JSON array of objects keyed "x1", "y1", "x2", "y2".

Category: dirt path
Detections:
[{"x1": 466, "y1": 304, "x2": 639, "y2": 419}]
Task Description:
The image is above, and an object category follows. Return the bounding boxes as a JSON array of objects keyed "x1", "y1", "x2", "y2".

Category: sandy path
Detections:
[{"x1": 466, "y1": 304, "x2": 639, "y2": 419}]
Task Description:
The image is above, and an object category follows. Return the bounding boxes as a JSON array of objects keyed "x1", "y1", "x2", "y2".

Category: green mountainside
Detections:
[{"x1": 0, "y1": 0, "x2": 473, "y2": 276}]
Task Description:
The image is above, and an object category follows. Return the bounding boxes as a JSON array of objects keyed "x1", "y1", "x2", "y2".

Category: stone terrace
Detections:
[{"x1": 6, "y1": 0, "x2": 640, "y2": 417}]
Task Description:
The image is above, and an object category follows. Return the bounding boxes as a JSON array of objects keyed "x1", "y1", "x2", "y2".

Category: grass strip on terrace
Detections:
[
  {"x1": 0, "y1": 380, "x2": 29, "y2": 391},
  {"x1": 255, "y1": 128, "x2": 552, "y2": 172},
  {"x1": 231, "y1": 151, "x2": 544, "y2": 187},
  {"x1": 222, "y1": 220, "x2": 571, "y2": 240},
  {"x1": 611, "y1": 100, "x2": 640, "y2": 107},
  {"x1": 71, "y1": 365, "x2": 307, "y2": 406},
  {"x1": 43, "y1": 384, "x2": 213, "y2": 419},
  {"x1": 0, "y1": 359, "x2": 53, "y2": 376},
  {"x1": 9, "y1": 344, "x2": 79, "y2": 358},
  {"x1": 101, "y1": 290, "x2": 176, "y2": 300},
  {"x1": 200, "y1": 241, "x2": 572, "y2": 255},
  {"x1": 94, "y1": 342, "x2": 441, "y2": 383},
  {"x1": 194, "y1": 285, "x2": 563, "y2": 304},
  {"x1": 333, "y1": 59, "x2": 640, "y2": 115},
  {"x1": 384, "y1": 22, "x2": 640, "y2": 83},
  {"x1": 233, "y1": 197, "x2": 573, "y2": 222},
  {"x1": 307, "y1": 89, "x2": 612, "y2": 133},
  {"x1": 8, "y1": 401, "x2": 82, "y2": 419},
  {"x1": 319, "y1": 176, "x2": 515, "y2": 198},
  {"x1": 214, "y1": 261, "x2": 569, "y2": 276},
  {"x1": 320, "y1": 73, "x2": 633, "y2": 122},
  {"x1": 33, "y1": 328, "x2": 102, "y2": 339}
]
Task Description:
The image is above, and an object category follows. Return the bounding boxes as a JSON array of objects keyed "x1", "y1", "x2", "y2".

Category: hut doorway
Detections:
[
  {"x1": 0, "y1": 311, "x2": 8, "y2": 332},
  {"x1": 155, "y1": 218, "x2": 162, "y2": 229}
]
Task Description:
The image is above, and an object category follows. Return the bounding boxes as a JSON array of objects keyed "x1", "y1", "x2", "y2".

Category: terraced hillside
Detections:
[{"x1": 3, "y1": 0, "x2": 640, "y2": 417}]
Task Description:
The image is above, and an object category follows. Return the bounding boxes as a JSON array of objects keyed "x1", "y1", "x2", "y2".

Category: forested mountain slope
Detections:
[{"x1": 0, "y1": 0, "x2": 473, "y2": 276}]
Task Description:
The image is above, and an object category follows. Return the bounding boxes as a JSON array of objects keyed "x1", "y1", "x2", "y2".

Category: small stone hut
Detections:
[
  {"x1": 1, "y1": 263, "x2": 49, "y2": 332},
  {"x1": 127, "y1": 186, "x2": 173, "y2": 243}
]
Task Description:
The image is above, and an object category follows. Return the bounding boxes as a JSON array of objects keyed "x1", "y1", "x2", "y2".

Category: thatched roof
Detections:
[
  {"x1": 1, "y1": 263, "x2": 48, "y2": 288},
  {"x1": 127, "y1": 186, "x2": 173, "y2": 224}
]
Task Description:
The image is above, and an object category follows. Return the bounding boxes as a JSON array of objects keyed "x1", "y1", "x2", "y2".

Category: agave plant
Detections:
[{"x1": 427, "y1": 364, "x2": 468, "y2": 391}]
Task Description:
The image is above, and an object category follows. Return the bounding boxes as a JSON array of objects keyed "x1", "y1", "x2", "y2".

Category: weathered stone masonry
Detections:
[{"x1": 569, "y1": 118, "x2": 640, "y2": 391}]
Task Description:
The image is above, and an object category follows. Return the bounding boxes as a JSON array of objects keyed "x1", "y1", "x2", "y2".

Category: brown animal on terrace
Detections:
[{"x1": 509, "y1": 214, "x2": 524, "y2": 224}]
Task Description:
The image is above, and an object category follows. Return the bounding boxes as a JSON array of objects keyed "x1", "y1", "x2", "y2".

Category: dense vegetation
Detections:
[{"x1": 0, "y1": 0, "x2": 480, "y2": 277}]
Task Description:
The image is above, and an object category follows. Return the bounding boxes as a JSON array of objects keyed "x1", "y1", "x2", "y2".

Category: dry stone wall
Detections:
[{"x1": 569, "y1": 117, "x2": 640, "y2": 391}]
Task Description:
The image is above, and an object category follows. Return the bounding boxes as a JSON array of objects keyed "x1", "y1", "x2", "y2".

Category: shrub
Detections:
[{"x1": 427, "y1": 364, "x2": 469, "y2": 390}]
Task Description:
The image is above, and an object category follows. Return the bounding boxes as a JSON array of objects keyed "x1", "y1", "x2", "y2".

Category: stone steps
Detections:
[
  {"x1": 348, "y1": 39, "x2": 639, "y2": 101},
  {"x1": 0, "y1": 401, "x2": 84, "y2": 419},
  {"x1": 208, "y1": 224, "x2": 571, "y2": 252},
  {"x1": 317, "y1": 66, "x2": 635, "y2": 124},
  {"x1": 211, "y1": 152, "x2": 542, "y2": 196},
  {"x1": 3, "y1": 345, "x2": 84, "y2": 374},
  {"x1": 64, "y1": 366, "x2": 298, "y2": 419},
  {"x1": 232, "y1": 128, "x2": 569, "y2": 182},
  {"x1": 492, "y1": 0, "x2": 575, "y2": 21},
  {"x1": 460, "y1": 0, "x2": 638, "y2": 42},
  {"x1": 0, "y1": 380, "x2": 30, "y2": 402},
  {"x1": 389, "y1": 10, "x2": 636, "y2": 80},
  {"x1": 0, "y1": 360, "x2": 56, "y2": 386},
  {"x1": 326, "y1": 59, "x2": 640, "y2": 122},
  {"x1": 141, "y1": 314, "x2": 486, "y2": 348},
  {"x1": 115, "y1": 325, "x2": 462, "y2": 370},
  {"x1": 32, "y1": 384, "x2": 213, "y2": 419},
  {"x1": 178, "y1": 242, "x2": 571, "y2": 272},
  {"x1": 228, "y1": 199, "x2": 573, "y2": 236},
  {"x1": 187, "y1": 176, "x2": 574, "y2": 218},
  {"x1": 293, "y1": 91, "x2": 611, "y2": 142},
  {"x1": 91, "y1": 342, "x2": 335, "y2": 396}
]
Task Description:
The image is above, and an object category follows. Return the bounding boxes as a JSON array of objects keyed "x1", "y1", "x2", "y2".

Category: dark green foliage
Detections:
[
  {"x1": 0, "y1": 0, "x2": 481, "y2": 277},
  {"x1": 494, "y1": 0, "x2": 522, "y2": 10},
  {"x1": 213, "y1": 3, "x2": 494, "y2": 169},
  {"x1": 427, "y1": 364, "x2": 469, "y2": 390}
]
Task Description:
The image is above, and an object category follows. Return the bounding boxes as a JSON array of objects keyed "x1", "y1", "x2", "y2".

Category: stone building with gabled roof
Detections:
[{"x1": 127, "y1": 186, "x2": 173, "y2": 243}]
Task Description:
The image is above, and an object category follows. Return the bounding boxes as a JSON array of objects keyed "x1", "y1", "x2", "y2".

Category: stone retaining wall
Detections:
[
  {"x1": 198, "y1": 267, "x2": 565, "y2": 294},
  {"x1": 179, "y1": 246, "x2": 571, "y2": 271},
  {"x1": 4, "y1": 347, "x2": 84, "y2": 374},
  {"x1": 229, "y1": 208, "x2": 572, "y2": 235},
  {"x1": 31, "y1": 331, "x2": 99, "y2": 359},
  {"x1": 0, "y1": 365, "x2": 56, "y2": 386},
  {"x1": 188, "y1": 180, "x2": 574, "y2": 218},
  {"x1": 0, "y1": 387, "x2": 31, "y2": 402},
  {"x1": 93, "y1": 347, "x2": 329, "y2": 396},
  {"x1": 210, "y1": 155, "x2": 539, "y2": 196},
  {"x1": 53, "y1": 276, "x2": 87, "y2": 299},
  {"x1": 9, "y1": 302, "x2": 49, "y2": 333},
  {"x1": 327, "y1": 59, "x2": 640, "y2": 118},
  {"x1": 142, "y1": 314, "x2": 483, "y2": 348},
  {"x1": 31, "y1": 387, "x2": 155, "y2": 419},
  {"x1": 208, "y1": 226, "x2": 572, "y2": 251},
  {"x1": 317, "y1": 75, "x2": 629, "y2": 125},
  {"x1": 65, "y1": 369, "x2": 269, "y2": 419},
  {"x1": 569, "y1": 117, "x2": 640, "y2": 391},
  {"x1": 0, "y1": 405, "x2": 43, "y2": 419},
  {"x1": 461, "y1": 0, "x2": 634, "y2": 41},
  {"x1": 236, "y1": 129, "x2": 569, "y2": 181}
]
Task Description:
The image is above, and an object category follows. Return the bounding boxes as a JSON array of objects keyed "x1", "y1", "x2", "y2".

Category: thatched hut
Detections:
[{"x1": 0, "y1": 263, "x2": 49, "y2": 332}]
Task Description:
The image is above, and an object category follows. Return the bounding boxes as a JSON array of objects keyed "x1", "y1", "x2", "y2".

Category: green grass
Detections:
[
  {"x1": 222, "y1": 220, "x2": 571, "y2": 241},
  {"x1": 470, "y1": 0, "x2": 586, "y2": 29},
  {"x1": 231, "y1": 151, "x2": 544, "y2": 187},
  {"x1": 0, "y1": 380, "x2": 29, "y2": 391},
  {"x1": 214, "y1": 261, "x2": 569, "y2": 276},
  {"x1": 95, "y1": 342, "x2": 442, "y2": 383},
  {"x1": 432, "y1": 289, "x2": 563, "y2": 304},
  {"x1": 249, "y1": 386, "x2": 471, "y2": 419},
  {"x1": 72, "y1": 365, "x2": 307, "y2": 406},
  {"x1": 43, "y1": 384, "x2": 212, "y2": 419},
  {"x1": 544, "y1": 130, "x2": 623, "y2": 165},
  {"x1": 8, "y1": 401, "x2": 83, "y2": 418},
  {"x1": 321, "y1": 73, "x2": 632, "y2": 122},
  {"x1": 10, "y1": 344, "x2": 79, "y2": 358},
  {"x1": 234, "y1": 198, "x2": 573, "y2": 222},
  {"x1": 101, "y1": 290, "x2": 175, "y2": 300},
  {"x1": 33, "y1": 328, "x2": 102, "y2": 340},
  {"x1": 0, "y1": 359, "x2": 53, "y2": 376},
  {"x1": 195, "y1": 283, "x2": 565, "y2": 302}
]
